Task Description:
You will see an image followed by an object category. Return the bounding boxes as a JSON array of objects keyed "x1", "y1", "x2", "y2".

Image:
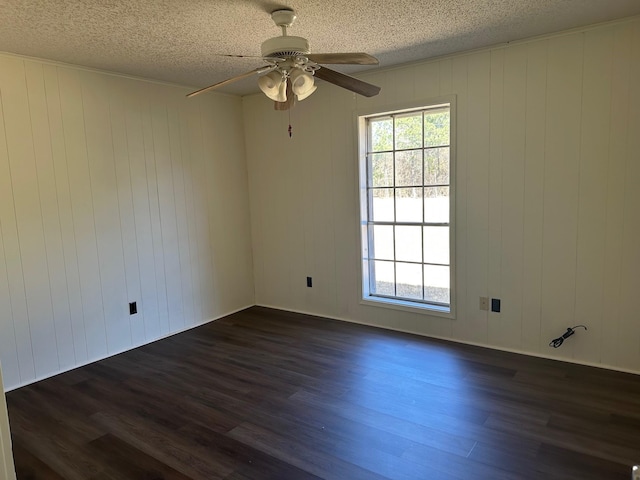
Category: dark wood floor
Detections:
[{"x1": 6, "y1": 306, "x2": 640, "y2": 479}]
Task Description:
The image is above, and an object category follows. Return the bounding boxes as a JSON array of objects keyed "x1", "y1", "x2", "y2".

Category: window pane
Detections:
[
  {"x1": 424, "y1": 265, "x2": 450, "y2": 304},
  {"x1": 424, "y1": 186, "x2": 449, "y2": 223},
  {"x1": 372, "y1": 260, "x2": 395, "y2": 296},
  {"x1": 395, "y1": 150, "x2": 422, "y2": 187},
  {"x1": 369, "y1": 117, "x2": 393, "y2": 152},
  {"x1": 423, "y1": 226, "x2": 449, "y2": 265},
  {"x1": 396, "y1": 262, "x2": 423, "y2": 300},
  {"x1": 361, "y1": 104, "x2": 452, "y2": 312},
  {"x1": 424, "y1": 148, "x2": 449, "y2": 186},
  {"x1": 370, "y1": 225, "x2": 394, "y2": 260},
  {"x1": 370, "y1": 188, "x2": 394, "y2": 222},
  {"x1": 395, "y1": 113, "x2": 422, "y2": 150},
  {"x1": 395, "y1": 225, "x2": 422, "y2": 262},
  {"x1": 368, "y1": 152, "x2": 393, "y2": 187},
  {"x1": 424, "y1": 108, "x2": 450, "y2": 148},
  {"x1": 396, "y1": 187, "x2": 422, "y2": 223}
]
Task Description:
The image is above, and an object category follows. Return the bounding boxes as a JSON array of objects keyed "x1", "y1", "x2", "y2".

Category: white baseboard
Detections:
[
  {"x1": 5, "y1": 304, "x2": 254, "y2": 392},
  {"x1": 256, "y1": 303, "x2": 640, "y2": 377},
  {"x1": 9, "y1": 301, "x2": 637, "y2": 392}
]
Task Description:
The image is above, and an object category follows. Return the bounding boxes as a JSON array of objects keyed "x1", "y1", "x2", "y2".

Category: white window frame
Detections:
[{"x1": 356, "y1": 96, "x2": 456, "y2": 318}]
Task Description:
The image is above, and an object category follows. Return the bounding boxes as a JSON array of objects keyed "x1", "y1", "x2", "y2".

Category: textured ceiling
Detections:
[{"x1": 1, "y1": 0, "x2": 639, "y2": 96}]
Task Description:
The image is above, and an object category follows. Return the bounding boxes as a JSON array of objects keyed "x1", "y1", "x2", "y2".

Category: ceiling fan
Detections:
[{"x1": 187, "y1": 9, "x2": 381, "y2": 109}]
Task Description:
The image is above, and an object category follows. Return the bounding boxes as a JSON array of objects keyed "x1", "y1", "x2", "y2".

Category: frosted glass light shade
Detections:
[
  {"x1": 290, "y1": 68, "x2": 316, "y2": 101},
  {"x1": 296, "y1": 84, "x2": 316, "y2": 101},
  {"x1": 259, "y1": 71, "x2": 286, "y2": 102}
]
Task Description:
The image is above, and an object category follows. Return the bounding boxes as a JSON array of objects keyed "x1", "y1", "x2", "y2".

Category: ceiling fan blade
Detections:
[
  {"x1": 314, "y1": 67, "x2": 381, "y2": 97},
  {"x1": 186, "y1": 66, "x2": 270, "y2": 98},
  {"x1": 307, "y1": 53, "x2": 379, "y2": 65}
]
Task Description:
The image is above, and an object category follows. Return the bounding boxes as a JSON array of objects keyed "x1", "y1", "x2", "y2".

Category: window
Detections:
[{"x1": 358, "y1": 102, "x2": 453, "y2": 315}]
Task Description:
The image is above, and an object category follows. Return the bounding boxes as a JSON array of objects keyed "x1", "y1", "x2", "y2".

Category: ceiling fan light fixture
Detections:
[
  {"x1": 290, "y1": 68, "x2": 316, "y2": 100},
  {"x1": 258, "y1": 71, "x2": 285, "y2": 101},
  {"x1": 186, "y1": 9, "x2": 380, "y2": 103}
]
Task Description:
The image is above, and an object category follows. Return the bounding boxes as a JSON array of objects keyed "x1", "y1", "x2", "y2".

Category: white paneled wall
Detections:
[
  {"x1": 244, "y1": 17, "x2": 640, "y2": 373},
  {"x1": 0, "y1": 55, "x2": 255, "y2": 390}
]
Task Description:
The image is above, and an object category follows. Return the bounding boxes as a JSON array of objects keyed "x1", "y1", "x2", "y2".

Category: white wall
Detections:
[
  {"x1": 244, "y1": 17, "x2": 640, "y2": 373},
  {"x1": 0, "y1": 54, "x2": 255, "y2": 390}
]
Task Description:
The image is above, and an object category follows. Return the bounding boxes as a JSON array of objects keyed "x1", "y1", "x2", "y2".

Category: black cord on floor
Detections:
[{"x1": 549, "y1": 325, "x2": 587, "y2": 348}]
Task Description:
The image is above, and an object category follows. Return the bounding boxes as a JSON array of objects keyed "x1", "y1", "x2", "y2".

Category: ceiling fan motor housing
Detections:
[{"x1": 261, "y1": 36, "x2": 310, "y2": 58}]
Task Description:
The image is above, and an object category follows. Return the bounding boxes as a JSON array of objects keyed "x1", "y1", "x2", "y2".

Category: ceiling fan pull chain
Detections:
[{"x1": 288, "y1": 108, "x2": 292, "y2": 138}]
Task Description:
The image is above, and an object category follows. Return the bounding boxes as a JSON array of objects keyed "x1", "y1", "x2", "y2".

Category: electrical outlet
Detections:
[
  {"x1": 129, "y1": 302, "x2": 137, "y2": 315},
  {"x1": 306, "y1": 277, "x2": 312, "y2": 288},
  {"x1": 491, "y1": 298, "x2": 501, "y2": 313},
  {"x1": 479, "y1": 297, "x2": 489, "y2": 311}
]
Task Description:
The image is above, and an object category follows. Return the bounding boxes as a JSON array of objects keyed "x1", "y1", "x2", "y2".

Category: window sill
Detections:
[{"x1": 360, "y1": 296, "x2": 455, "y2": 319}]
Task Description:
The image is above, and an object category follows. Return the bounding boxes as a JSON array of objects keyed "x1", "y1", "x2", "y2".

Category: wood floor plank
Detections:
[
  {"x1": 6, "y1": 306, "x2": 639, "y2": 479},
  {"x1": 87, "y1": 434, "x2": 193, "y2": 480},
  {"x1": 289, "y1": 388, "x2": 479, "y2": 457},
  {"x1": 177, "y1": 422, "x2": 324, "y2": 480},
  {"x1": 9, "y1": 413, "x2": 117, "y2": 480},
  {"x1": 11, "y1": 443, "x2": 66, "y2": 480},
  {"x1": 91, "y1": 410, "x2": 232, "y2": 479},
  {"x1": 535, "y1": 443, "x2": 632, "y2": 480},
  {"x1": 227, "y1": 421, "x2": 401, "y2": 480}
]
